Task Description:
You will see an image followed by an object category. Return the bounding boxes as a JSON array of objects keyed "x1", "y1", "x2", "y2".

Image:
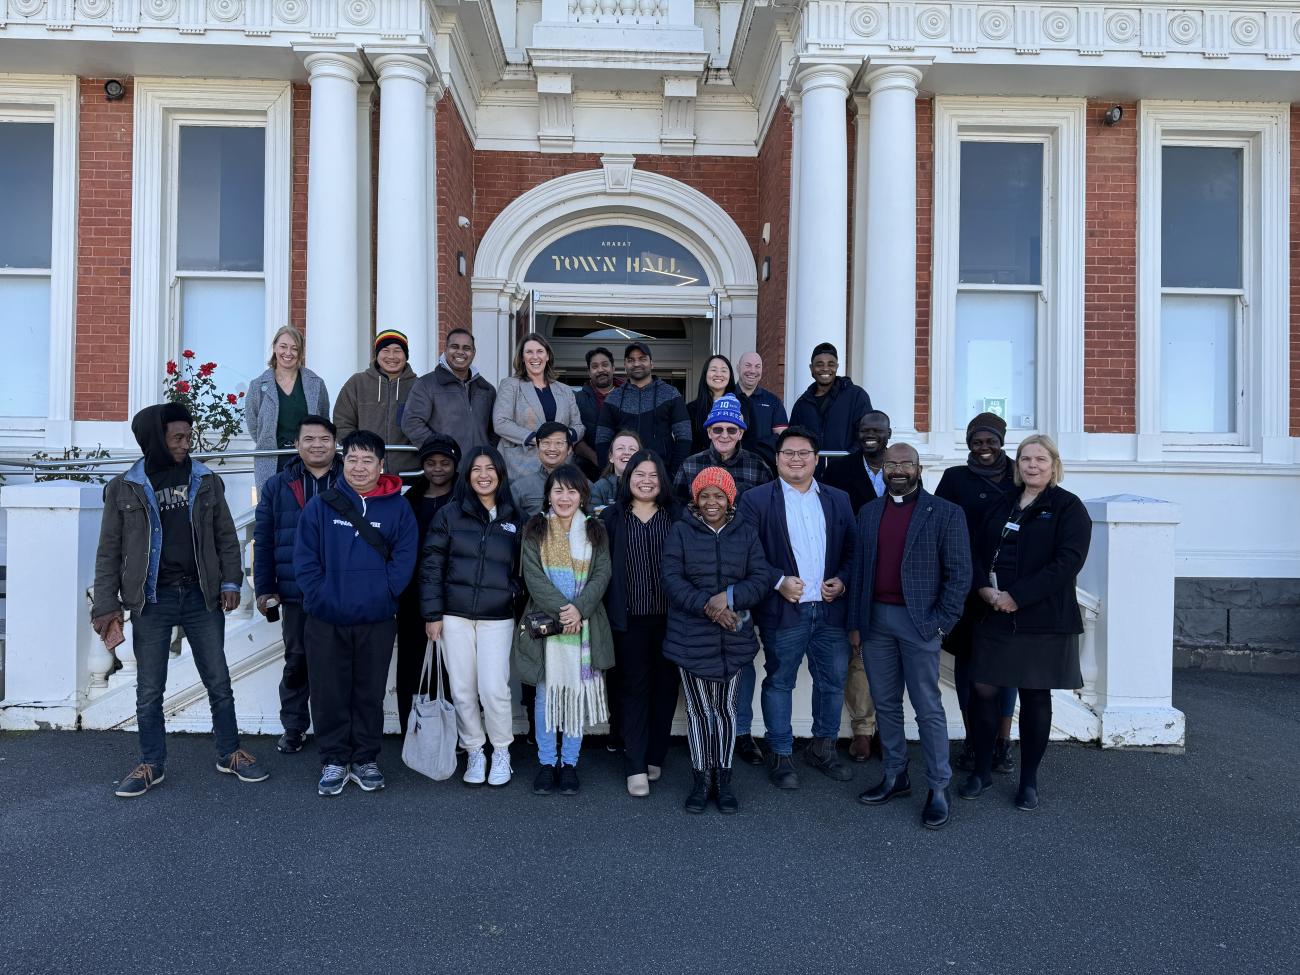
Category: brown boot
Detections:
[{"x1": 848, "y1": 734, "x2": 873, "y2": 763}]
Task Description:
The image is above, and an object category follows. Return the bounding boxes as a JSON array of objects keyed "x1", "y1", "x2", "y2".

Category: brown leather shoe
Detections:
[{"x1": 849, "y1": 734, "x2": 874, "y2": 763}]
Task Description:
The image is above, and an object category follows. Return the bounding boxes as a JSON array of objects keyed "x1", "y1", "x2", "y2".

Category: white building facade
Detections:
[{"x1": 1, "y1": 1, "x2": 1298, "y2": 734}]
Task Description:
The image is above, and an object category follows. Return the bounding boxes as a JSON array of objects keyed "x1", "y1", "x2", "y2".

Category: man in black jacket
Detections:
[
  {"x1": 573, "y1": 346, "x2": 622, "y2": 480},
  {"x1": 788, "y1": 342, "x2": 873, "y2": 465},
  {"x1": 594, "y1": 341, "x2": 691, "y2": 473}
]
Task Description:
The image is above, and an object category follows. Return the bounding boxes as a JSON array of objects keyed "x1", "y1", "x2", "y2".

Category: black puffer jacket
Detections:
[
  {"x1": 660, "y1": 513, "x2": 776, "y2": 680},
  {"x1": 419, "y1": 492, "x2": 523, "y2": 621}
]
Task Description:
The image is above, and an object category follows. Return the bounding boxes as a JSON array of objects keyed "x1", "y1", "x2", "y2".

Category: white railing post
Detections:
[
  {"x1": 1079, "y1": 495, "x2": 1186, "y2": 748},
  {"x1": 0, "y1": 483, "x2": 105, "y2": 728}
]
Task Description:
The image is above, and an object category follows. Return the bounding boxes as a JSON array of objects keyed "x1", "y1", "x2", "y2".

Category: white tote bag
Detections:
[{"x1": 401, "y1": 640, "x2": 458, "y2": 782}]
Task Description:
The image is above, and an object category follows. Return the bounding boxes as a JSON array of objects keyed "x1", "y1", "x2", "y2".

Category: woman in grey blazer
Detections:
[
  {"x1": 243, "y1": 325, "x2": 331, "y2": 491},
  {"x1": 493, "y1": 332, "x2": 583, "y2": 482}
]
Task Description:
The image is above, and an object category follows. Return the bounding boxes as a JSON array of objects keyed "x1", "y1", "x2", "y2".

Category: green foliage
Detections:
[{"x1": 163, "y1": 350, "x2": 246, "y2": 454}]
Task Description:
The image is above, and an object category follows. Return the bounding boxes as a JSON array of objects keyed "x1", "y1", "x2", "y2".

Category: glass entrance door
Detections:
[{"x1": 535, "y1": 314, "x2": 713, "y2": 395}]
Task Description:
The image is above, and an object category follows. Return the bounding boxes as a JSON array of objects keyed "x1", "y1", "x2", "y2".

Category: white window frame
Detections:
[
  {"x1": 930, "y1": 97, "x2": 1086, "y2": 459},
  {"x1": 129, "y1": 79, "x2": 290, "y2": 419},
  {"x1": 1137, "y1": 101, "x2": 1289, "y2": 461},
  {"x1": 0, "y1": 75, "x2": 77, "y2": 448}
]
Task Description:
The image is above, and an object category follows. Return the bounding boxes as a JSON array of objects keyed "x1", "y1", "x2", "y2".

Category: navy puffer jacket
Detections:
[
  {"x1": 661, "y1": 512, "x2": 776, "y2": 680},
  {"x1": 252, "y1": 456, "x2": 342, "y2": 604}
]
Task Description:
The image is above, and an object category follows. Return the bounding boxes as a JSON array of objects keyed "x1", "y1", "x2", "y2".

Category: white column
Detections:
[
  {"x1": 1078, "y1": 496, "x2": 1186, "y2": 748},
  {"x1": 862, "y1": 63, "x2": 924, "y2": 437},
  {"x1": 373, "y1": 53, "x2": 433, "y2": 373},
  {"x1": 355, "y1": 82, "x2": 376, "y2": 371},
  {"x1": 849, "y1": 94, "x2": 871, "y2": 390},
  {"x1": 304, "y1": 51, "x2": 363, "y2": 401},
  {"x1": 782, "y1": 93, "x2": 802, "y2": 406},
  {"x1": 792, "y1": 62, "x2": 855, "y2": 381}
]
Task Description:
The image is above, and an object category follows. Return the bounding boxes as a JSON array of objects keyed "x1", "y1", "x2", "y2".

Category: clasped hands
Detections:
[
  {"x1": 776, "y1": 576, "x2": 844, "y2": 604},
  {"x1": 979, "y1": 586, "x2": 1019, "y2": 613},
  {"x1": 704, "y1": 592, "x2": 739, "y2": 631}
]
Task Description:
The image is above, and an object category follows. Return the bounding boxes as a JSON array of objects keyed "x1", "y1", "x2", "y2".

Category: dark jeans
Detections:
[
  {"x1": 614, "y1": 616, "x2": 678, "y2": 776},
  {"x1": 305, "y1": 615, "x2": 396, "y2": 767},
  {"x1": 760, "y1": 601, "x2": 850, "y2": 756},
  {"x1": 734, "y1": 659, "x2": 757, "y2": 735},
  {"x1": 278, "y1": 602, "x2": 311, "y2": 735},
  {"x1": 132, "y1": 582, "x2": 239, "y2": 767},
  {"x1": 861, "y1": 602, "x2": 951, "y2": 791}
]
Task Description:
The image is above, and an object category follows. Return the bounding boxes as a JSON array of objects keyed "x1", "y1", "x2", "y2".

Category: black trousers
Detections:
[
  {"x1": 615, "y1": 615, "x2": 679, "y2": 776},
  {"x1": 395, "y1": 598, "x2": 451, "y2": 735},
  {"x1": 278, "y1": 602, "x2": 311, "y2": 735},
  {"x1": 305, "y1": 615, "x2": 395, "y2": 767}
]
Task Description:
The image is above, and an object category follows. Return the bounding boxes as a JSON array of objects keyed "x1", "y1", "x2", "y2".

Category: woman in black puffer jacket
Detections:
[
  {"x1": 661, "y1": 466, "x2": 775, "y2": 815},
  {"x1": 419, "y1": 445, "x2": 524, "y2": 788}
]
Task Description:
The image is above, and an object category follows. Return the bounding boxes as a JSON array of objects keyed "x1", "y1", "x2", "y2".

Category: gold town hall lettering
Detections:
[{"x1": 527, "y1": 225, "x2": 710, "y2": 287}]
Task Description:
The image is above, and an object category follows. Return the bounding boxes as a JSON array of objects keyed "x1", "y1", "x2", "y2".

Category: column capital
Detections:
[
  {"x1": 368, "y1": 46, "x2": 436, "y2": 86},
  {"x1": 791, "y1": 57, "x2": 859, "y2": 97},
  {"x1": 862, "y1": 56, "x2": 932, "y2": 94},
  {"x1": 296, "y1": 44, "x2": 364, "y2": 84}
]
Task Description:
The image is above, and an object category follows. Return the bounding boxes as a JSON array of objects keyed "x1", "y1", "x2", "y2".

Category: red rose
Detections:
[
  {"x1": 199, "y1": 362, "x2": 216, "y2": 377},
  {"x1": 166, "y1": 361, "x2": 177, "y2": 375},
  {"x1": 238, "y1": 391, "x2": 245, "y2": 398},
  {"x1": 227, "y1": 393, "x2": 238, "y2": 404},
  {"x1": 175, "y1": 380, "x2": 191, "y2": 393},
  {"x1": 182, "y1": 349, "x2": 195, "y2": 359}
]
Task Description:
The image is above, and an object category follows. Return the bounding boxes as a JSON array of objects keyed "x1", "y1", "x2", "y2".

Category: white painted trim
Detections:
[
  {"x1": 931, "y1": 96, "x2": 1086, "y2": 453},
  {"x1": 783, "y1": 92, "x2": 801, "y2": 405},
  {"x1": 356, "y1": 82, "x2": 375, "y2": 368},
  {"x1": 129, "y1": 78, "x2": 292, "y2": 418},
  {"x1": 0, "y1": 74, "x2": 77, "y2": 442},
  {"x1": 1136, "y1": 100, "x2": 1289, "y2": 460}
]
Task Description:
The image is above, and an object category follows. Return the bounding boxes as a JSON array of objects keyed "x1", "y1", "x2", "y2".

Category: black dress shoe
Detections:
[
  {"x1": 734, "y1": 734, "x2": 765, "y2": 767},
  {"x1": 922, "y1": 787, "x2": 951, "y2": 829},
  {"x1": 958, "y1": 773, "x2": 992, "y2": 800},
  {"x1": 1015, "y1": 785, "x2": 1039, "y2": 811},
  {"x1": 766, "y1": 753, "x2": 800, "y2": 790},
  {"x1": 684, "y1": 769, "x2": 710, "y2": 814},
  {"x1": 858, "y1": 770, "x2": 912, "y2": 805},
  {"x1": 803, "y1": 737, "x2": 853, "y2": 781}
]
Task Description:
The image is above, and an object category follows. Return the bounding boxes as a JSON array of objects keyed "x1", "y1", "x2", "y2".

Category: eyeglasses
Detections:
[
  {"x1": 710, "y1": 426, "x2": 741, "y2": 436},
  {"x1": 882, "y1": 461, "x2": 917, "y2": 472},
  {"x1": 777, "y1": 449, "x2": 816, "y2": 460}
]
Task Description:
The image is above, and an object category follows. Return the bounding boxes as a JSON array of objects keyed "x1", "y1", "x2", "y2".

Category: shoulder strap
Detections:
[{"x1": 321, "y1": 488, "x2": 392, "y2": 561}]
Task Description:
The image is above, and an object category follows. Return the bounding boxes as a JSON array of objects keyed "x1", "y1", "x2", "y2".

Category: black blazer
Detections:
[
  {"x1": 822, "y1": 449, "x2": 883, "y2": 514},
  {"x1": 971, "y1": 485, "x2": 1092, "y2": 635}
]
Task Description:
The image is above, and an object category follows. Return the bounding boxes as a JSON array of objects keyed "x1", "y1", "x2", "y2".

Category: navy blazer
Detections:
[
  {"x1": 737, "y1": 478, "x2": 856, "y2": 631},
  {"x1": 847, "y1": 488, "x2": 971, "y2": 643}
]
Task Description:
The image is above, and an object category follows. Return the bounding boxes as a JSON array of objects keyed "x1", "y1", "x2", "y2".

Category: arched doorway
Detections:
[{"x1": 470, "y1": 157, "x2": 758, "y2": 388}]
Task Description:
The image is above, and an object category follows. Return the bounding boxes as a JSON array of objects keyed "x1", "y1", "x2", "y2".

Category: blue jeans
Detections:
[
  {"x1": 760, "y1": 602, "x2": 850, "y2": 756},
  {"x1": 734, "y1": 660, "x2": 757, "y2": 735},
  {"x1": 132, "y1": 583, "x2": 239, "y2": 767},
  {"x1": 861, "y1": 602, "x2": 951, "y2": 791},
  {"x1": 534, "y1": 682, "x2": 582, "y2": 767},
  {"x1": 954, "y1": 653, "x2": 1017, "y2": 721}
]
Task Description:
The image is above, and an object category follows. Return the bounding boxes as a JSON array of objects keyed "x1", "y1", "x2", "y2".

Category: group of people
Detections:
[{"x1": 90, "y1": 323, "x2": 1092, "y2": 828}]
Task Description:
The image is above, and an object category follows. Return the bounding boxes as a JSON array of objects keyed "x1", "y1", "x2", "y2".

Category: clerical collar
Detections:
[{"x1": 888, "y1": 487, "x2": 920, "y2": 505}]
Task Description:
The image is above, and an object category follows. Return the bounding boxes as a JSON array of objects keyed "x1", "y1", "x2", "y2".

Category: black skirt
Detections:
[{"x1": 969, "y1": 626, "x2": 1082, "y2": 690}]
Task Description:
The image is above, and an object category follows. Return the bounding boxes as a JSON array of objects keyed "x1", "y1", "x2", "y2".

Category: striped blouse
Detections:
[{"x1": 625, "y1": 507, "x2": 671, "y2": 617}]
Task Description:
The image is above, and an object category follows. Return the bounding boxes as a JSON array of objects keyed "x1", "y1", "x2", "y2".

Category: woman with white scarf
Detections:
[{"x1": 513, "y1": 464, "x2": 613, "y2": 797}]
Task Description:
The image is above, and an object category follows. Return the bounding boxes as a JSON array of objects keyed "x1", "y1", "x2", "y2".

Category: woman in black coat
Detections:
[
  {"x1": 934, "y1": 412, "x2": 1021, "y2": 773},
  {"x1": 600, "y1": 448, "x2": 680, "y2": 798},
  {"x1": 419, "y1": 446, "x2": 524, "y2": 789},
  {"x1": 684, "y1": 354, "x2": 758, "y2": 455},
  {"x1": 958, "y1": 435, "x2": 1092, "y2": 812},
  {"x1": 661, "y1": 466, "x2": 774, "y2": 815}
]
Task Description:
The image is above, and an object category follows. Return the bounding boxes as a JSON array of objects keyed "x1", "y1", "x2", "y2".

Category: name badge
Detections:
[{"x1": 1003, "y1": 521, "x2": 1021, "y2": 532}]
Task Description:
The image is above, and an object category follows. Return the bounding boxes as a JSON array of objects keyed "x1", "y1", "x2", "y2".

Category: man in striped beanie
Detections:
[{"x1": 333, "y1": 329, "x2": 420, "y2": 474}]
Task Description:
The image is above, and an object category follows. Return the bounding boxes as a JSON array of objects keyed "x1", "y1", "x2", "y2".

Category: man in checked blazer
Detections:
[{"x1": 848, "y1": 443, "x2": 970, "y2": 830}]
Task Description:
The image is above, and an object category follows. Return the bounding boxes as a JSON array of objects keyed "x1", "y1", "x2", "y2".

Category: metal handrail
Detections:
[{"x1": 0, "y1": 444, "x2": 419, "y2": 471}]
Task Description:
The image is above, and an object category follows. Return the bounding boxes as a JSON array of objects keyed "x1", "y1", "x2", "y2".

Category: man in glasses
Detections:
[
  {"x1": 672, "y1": 393, "x2": 772, "y2": 506},
  {"x1": 847, "y1": 443, "x2": 970, "y2": 830},
  {"x1": 738, "y1": 426, "x2": 857, "y2": 790}
]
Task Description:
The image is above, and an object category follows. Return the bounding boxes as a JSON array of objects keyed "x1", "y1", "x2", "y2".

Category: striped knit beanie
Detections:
[
  {"x1": 691, "y1": 466, "x2": 737, "y2": 506},
  {"x1": 374, "y1": 329, "x2": 409, "y2": 358}
]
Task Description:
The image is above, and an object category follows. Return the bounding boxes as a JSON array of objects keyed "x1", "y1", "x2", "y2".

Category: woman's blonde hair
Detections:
[
  {"x1": 1013, "y1": 433, "x2": 1064, "y2": 486},
  {"x1": 267, "y1": 325, "x2": 305, "y2": 369}
]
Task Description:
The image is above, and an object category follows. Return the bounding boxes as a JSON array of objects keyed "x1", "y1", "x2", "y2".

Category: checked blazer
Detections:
[{"x1": 847, "y1": 488, "x2": 971, "y2": 643}]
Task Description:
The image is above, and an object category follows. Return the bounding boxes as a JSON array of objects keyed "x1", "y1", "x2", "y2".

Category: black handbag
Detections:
[{"x1": 524, "y1": 611, "x2": 561, "y2": 639}]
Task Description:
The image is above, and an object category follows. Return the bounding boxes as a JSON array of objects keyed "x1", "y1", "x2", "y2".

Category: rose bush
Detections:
[{"x1": 162, "y1": 350, "x2": 245, "y2": 453}]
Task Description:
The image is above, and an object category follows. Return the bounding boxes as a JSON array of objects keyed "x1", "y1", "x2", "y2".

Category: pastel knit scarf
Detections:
[{"x1": 539, "y1": 513, "x2": 608, "y2": 736}]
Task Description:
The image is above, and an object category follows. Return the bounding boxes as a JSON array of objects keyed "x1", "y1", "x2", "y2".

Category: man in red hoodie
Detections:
[{"x1": 294, "y1": 429, "x2": 417, "y2": 796}]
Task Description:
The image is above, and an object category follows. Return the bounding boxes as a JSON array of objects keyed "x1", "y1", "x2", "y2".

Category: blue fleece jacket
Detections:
[{"x1": 293, "y1": 473, "x2": 417, "y2": 625}]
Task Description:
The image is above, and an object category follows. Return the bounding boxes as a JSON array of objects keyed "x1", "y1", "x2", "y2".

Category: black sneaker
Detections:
[
  {"x1": 533, "y1": 764, "x2": 558, "y2": 796},
  {"x1": 734, "y1": 733, "x2": 765, "y2": 767},
  {"x1": 558, "y1": 763, "x2": 580, "y2": 795},
  {"x1": 277, "y1": 731, "x2": 306, "y2": 754},
  {"x1": 216, "y1": 749, "x2": 270, "y2": 783},
  {"x1": 992, "y1": 738, "x2": 1016, "y2": 774},
  {"x1": 349, "y1": 762, "x2": 385, "y2": 792},
  {"x1": 114, "y1": 763, "x2": 164, "y2": 798}
]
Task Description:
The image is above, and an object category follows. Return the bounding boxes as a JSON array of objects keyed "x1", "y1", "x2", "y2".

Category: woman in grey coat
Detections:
[
  {"x1": 493, "y1": 332, "x2": 583, "y2": 482},
  {"x1": 243, "y1": 325, "x2": 331, "y2": 491}
]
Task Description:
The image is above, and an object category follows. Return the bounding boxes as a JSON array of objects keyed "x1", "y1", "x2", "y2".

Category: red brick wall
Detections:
[
  {"x1": 74, "y1": 78, "x2": 134, "y2": 421},
  {"x1": 1291, "y1": 107, "x2": 1300, "y2": 436},
  {"x1": 914, "y1": 96, "x2": 934, "y2": 433},
  {"x1": 1084, "y1": 100, "x2": 1138, "y2": 433},
  {"x1": 756, "y1": 102, "x2": 793, "y2": 396},
  {"x1": 289, "y1": 84, "x2": 309, "y2": 334},
  {"x1": 436, "y1": 98, "x2": 475, "y2": 338}
]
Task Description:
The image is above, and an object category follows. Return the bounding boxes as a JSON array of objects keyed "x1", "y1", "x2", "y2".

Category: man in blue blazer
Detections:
[
  {"x1": 848, "y1": 443, "x2": 970, "y2": 829},
  {"x1": 738, "y1": 426, "x2": 857, "y2": 790}
]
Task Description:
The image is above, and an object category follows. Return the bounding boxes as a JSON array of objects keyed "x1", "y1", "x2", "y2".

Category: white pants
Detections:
[{"x1": 441, "y1": 615, "x2": 515, "y2": 751}]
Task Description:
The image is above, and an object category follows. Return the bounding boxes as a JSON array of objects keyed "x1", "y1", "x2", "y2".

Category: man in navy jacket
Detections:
[
  {"x1": 737, "y1": 426, "x2": 856, "y2": 790},
  {"x1": 294, "y1": 430, "x2": 417, "y2": 796},
  {"x1": 253, "y1": 414, "x2": 342, "y2": 755},
  {"x1": 848, "y1": 443, "x2": 970, "y2": 829}
]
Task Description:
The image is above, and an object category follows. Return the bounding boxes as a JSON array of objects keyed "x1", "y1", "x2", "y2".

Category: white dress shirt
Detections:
[{"x1": 780, "y1": 478, "x2": 826, "y2": 602}]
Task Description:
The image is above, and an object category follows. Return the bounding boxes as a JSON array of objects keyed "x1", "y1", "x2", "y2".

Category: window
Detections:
[
  {"x1": 1138, "y1": 102, "x2": 1288, "y2": 457},
  {"x1": 931, "y1": 98, "x2": 1086, "y2": 454}
]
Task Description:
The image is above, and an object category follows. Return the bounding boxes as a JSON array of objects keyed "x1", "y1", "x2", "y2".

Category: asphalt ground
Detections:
[{"x1": 1, "y1": 669, "x2": 1296, "y2": 975}]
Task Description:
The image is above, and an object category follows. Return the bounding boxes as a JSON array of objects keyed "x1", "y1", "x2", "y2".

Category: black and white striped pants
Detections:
[{"x1": 679, "y1": 669, "x2": 740, "y2": 771}]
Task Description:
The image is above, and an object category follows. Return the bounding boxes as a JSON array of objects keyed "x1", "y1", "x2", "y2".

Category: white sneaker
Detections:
[
  {"x1": 463, "y1": 748, "x2": 486, "y2": 787},
  {"x1": 487, "y1": 748, "x2": 512, "y2": 787}
]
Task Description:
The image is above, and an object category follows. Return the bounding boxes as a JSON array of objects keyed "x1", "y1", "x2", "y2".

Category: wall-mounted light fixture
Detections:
[
  {"x1": 761, "y1": 222, "x2": 771, "y2": 244},
  {"x1": 761, "y1": 257, "x2": 771, "y2": 282},
  {"x1": 104, "y1": 79, "x2": 125, "y2": 102},
  {"x1": 457, "y1": 251, "x2": 466, "y2": 276},
  {"x1": 1102, "y1": 105, "x2": 1123, "y2": 126}
]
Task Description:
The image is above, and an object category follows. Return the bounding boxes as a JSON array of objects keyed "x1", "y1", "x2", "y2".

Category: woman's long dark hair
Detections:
[
  {"x1": 524, "y1": 463, "x2": 606, "y2": 547},
  {"x1": 614, "y1": 448, "x2": 676, "y2": 512},
  {"x1": 692, "y1": 354, "x2": 738, "y2": 405},
  {"x1": 456, "y1": 445, "x2": 514, "y2": 517}
]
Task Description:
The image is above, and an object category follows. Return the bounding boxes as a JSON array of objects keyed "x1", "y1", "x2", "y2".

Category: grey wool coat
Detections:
[
  {"x1": 243, "y1": 367, "x2": 331, "y2": 491},
  {"x1": 492, "y1": 376, "x2": 584, "y2": 482}
]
